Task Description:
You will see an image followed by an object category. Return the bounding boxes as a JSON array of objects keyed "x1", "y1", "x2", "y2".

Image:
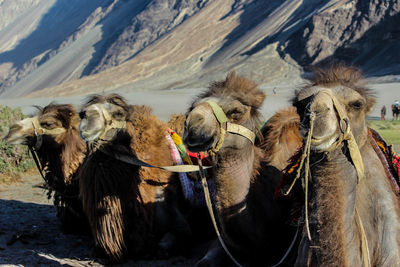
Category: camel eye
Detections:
[
  {"x1": 41, "y1": 121, "x2": 54, "y2": 128},
  {"x1": 227, "y1": 107, "x2": 244, "y2": 120},
  {"x1": 349, "y1": 100, "x2": 364, "y2": 110},
  {"x1": 228, "y1": 108, "x2": 242, "y2": 115},
  {"x1": 113, "y1": 110, "x2": 125, "y2": 119}
]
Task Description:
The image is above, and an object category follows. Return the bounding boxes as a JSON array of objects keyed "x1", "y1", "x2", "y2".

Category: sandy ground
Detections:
[
  {"x1": 0, "y1": 86, "x2": 297, "y2": 122},
  {"x1": 1, "y1": 82, "x2": 399, "y2": 122},
  {"x1": 0, "y1": 174, "x2": 197, "y2": 266}
]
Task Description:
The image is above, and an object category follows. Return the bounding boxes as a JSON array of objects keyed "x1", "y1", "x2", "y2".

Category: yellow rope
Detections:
[
  {"x1": 304, "y1": 113, "x2": 315, "y2": 241},
  {"x1": 356, "y1": 207, "x2": 371, "y2": 267},
  {"x1": 284, "y1": 113, "x2": 315, "y2": 241},
  {"x1": 197, "y1": 153, "x2": 243, "y2": 267},
  {"x1": 208, "y1": 127, "x2": 226, "y2": 156}
]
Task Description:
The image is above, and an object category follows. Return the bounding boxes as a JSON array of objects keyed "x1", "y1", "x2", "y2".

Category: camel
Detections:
[
  {"x1": 78, "y1": 94, "x2": 196, "y2": 261},
  {"x1": 182, "y1": 72, "x2": 302, "y2": 265},
  {"x1": 3, "y1": 103, "x2": 87, "y2": 233},
  {"x1": 289, "y1": 65, "x2": 400, "y2": 266}
]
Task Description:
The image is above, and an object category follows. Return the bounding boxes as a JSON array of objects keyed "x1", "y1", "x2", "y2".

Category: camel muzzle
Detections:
[
  {"x1": 183, "y1": 130, "x2": 215, "y2": 152},
  {"x1": 188, "y1": 100, "x2": 256, "y2": 156}
]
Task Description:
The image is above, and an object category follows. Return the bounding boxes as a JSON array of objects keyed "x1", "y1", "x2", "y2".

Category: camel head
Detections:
[
  {"x1": 183, "y1": 72, "x2": 265, "y2": 153},
  {"x1": 293, "y1": 65, "x2": 376, "y2": 152},
  {"x1": 4, "y1": 104, "x2": 79, "y2": 148},
  {"x1": 79, "y1": 94, "x2": 129, "y2": 142}
]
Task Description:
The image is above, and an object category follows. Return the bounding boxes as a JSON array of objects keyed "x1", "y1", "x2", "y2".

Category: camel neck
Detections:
[
  {"x1": 39, "y1": 129, "x2": 86, "y2": 184},
  {"x1": 214, "y1": 147, "x2": 255, "y2": 212},
  {"x1": 302, "y1": 149, "x2": 358, "y2": 266}
]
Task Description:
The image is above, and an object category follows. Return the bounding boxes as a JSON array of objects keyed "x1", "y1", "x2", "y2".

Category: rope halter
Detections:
[
  {"x1": 205, "y1": 100, "x2": 256, "y2": 156},
  {"x1": 28, "y1": 116, "x2": 67, "y2": 150},
  {"x1": 26, "y1": 116, "x2": 68, "y2": 181},
  {"x1": 314, "y1": 89, "x2": 365, "y2": 182},
  {"x1": 96, "y1": 107, "x2": 127, "y2": 141}
]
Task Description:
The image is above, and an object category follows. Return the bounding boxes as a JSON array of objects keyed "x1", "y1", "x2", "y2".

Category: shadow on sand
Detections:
[{"x1": 0, "y1": 199, "x2": 95, "y2": 266}]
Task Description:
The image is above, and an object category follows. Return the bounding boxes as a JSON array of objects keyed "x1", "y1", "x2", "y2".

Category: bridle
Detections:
[
  {"x1": 26, "y1": 116, "x2": 68, "y2": 181},
  {"x1": 204, "y1": 100, "x2": 256, "y2": 156},
  {"x1": 96, "y1": 107, "x2": 127, "y2": 141},
  {"x1": 311, "y1": 90, "x2": 364, "y2": 181},
  {"x1": 29, "y1": 116, "x2": 67, "y2": 150}
]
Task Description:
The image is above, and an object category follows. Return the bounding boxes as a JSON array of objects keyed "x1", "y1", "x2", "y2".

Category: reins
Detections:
[
  {"x1": 285, "y1": 90, "x2": 370, "y2": 267},
  {"x1": 29, "y1": 145, "x2": 46, "y2": 180},
  {"x1": 197, "y1": 152, "x2": 243, "y2": 267},
  {"x1": 89, "y1": 106, "x2": 212, "y2": 174},
  {"x1": 97, "y1": 145, "x2": 212, "y2": 173}
]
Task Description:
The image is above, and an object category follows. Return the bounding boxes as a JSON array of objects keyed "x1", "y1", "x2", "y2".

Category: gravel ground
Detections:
[{"x1": 0, "y1": 174, "x2": 197, "y2": 267}]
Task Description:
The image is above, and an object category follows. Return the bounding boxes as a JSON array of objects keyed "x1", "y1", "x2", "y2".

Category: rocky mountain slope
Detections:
[{"x1": 0, "y1": 0, "x2": 399, "y2": 98}]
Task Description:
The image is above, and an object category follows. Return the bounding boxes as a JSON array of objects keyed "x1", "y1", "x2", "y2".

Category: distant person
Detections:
[
  {"x1": 381, "y1": 105, "x2": 386, "y2": 120},
  {"x1": 273, "y1": 87, "x2": 277, "y2": 95},
  {"x1": 392, "y1": 100, "x2": 400, "y2": 120}
]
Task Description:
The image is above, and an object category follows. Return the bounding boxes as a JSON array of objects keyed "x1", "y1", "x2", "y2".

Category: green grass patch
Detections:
[
  {"x1": 367, "y1": 120, "x2": 400, "y2": 144},
  {"x1": 0, "y1": 105, "x2": 35, "y2": 184}
]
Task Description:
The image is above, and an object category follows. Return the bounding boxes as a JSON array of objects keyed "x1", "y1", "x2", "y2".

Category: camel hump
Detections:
[
  {"x1": 260, "y1": 107, "x2": 302, "y2": 171},
  {"x1": 167, "y1": 113, "x2": 186, "y2": 137}
]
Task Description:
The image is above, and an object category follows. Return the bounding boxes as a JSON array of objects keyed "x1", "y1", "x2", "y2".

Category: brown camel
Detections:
[
  {"x1": 4, "y1": 104, "x2": 87, "y2": 233},
  {"x1": 183, "y1": 72, "x2": 302, "y2": 265},
  {"x1": 260, "y1": 107, "x2": 302, "y2": 171},
  {"x1": 168, "y1": 113, "x2": 186, "y2": 136},
  {"x1": 78, "y1": 94, "x2": 193, "y2": 261},
  {"x1": 290, "y1": 65, "x2": 400, "y2": 266}
]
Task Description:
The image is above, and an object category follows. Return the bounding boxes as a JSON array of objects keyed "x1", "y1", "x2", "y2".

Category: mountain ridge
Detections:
[{"x1": 0, "y1": 0, "x2": 398, "y2": 98}]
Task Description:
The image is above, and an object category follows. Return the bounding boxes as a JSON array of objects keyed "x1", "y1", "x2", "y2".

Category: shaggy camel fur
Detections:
[
  {"x1": 78, "y1": 94, "x2": 191, "y2": 261},
  {"x1": 183, "y1": 72, "x2": 301, "y2": 265},
  {"x1": 4, "y1": 104, "x2": 87, "y2": 232},
  {"x1": 168, "y1": 114, "x2": 186, "y2": 137},
  {"x1": 291, "y1": 65, "x2": 400, "y2": 266},
  {"x1": 260, "y1": 107, "x2": 302, "y2": 171}
]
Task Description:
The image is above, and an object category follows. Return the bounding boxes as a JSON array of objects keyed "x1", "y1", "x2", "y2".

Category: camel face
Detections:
[
  {"x1": 79, "y1": 103, "x2": 106, "y2": 141},
  {"x1": 183, "y1": 97, "x2": 252, "y2": 152},
  {"x1": 294, "y1": 69, "x2": 375, "y2": 152},
  {"x1": 5, "y1": 104, "x2": 77, "y2": 147},
  {"x1": 79, "y1": 101, "x2": 128, "y2": 142},
  {"x1": 4, "y1": 117, "x2": 36, "y2": 145}
]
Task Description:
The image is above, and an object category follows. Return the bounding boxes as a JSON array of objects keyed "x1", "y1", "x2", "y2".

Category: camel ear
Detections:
[
  {"x1": 253, "y1": 91, "x2": 266, "y2": 108},
  {"x1": 32, "y1": 105, "x2": 43, "y2": 114},
  {"x1": 226, "y1": 71, "x2": 237, "y2": 81},
  {"x1": 365, "y1": 96, "x2": 376, "y2": 115}
]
